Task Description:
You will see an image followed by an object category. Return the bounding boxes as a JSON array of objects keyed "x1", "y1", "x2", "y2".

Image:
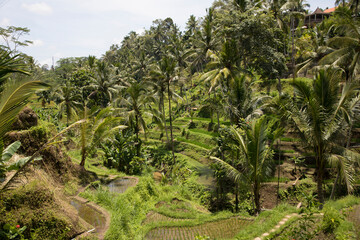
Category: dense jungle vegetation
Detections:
[{"x1": 1, "y1": 0, "x2": 360, "y2": 239}]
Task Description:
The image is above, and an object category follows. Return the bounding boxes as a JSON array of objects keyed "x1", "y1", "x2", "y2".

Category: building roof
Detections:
[
  {"x1": 324, "y1": 7, "x2": 336, "y2": 13},
  {"x1": 313, "y1": 7, "x2": 324, "y2": 14}
]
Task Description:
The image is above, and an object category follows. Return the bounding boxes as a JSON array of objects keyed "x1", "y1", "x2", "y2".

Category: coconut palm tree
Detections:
[
  {"x1": 287, "y1": 68, "x2": 360, "y2": 206},
  {"x1": 54, "y1": 82, "x2": 81, "y2": 126},
  {"x1": 89, "y1": 61, "x2": 120, "y2": 107},
  {"x1": 190, "y1": 7, "x2": 219, "y2": 72},
  {"x1": 119, "y1": 80, "x2": 153, "y2": 156},
  {"x1": 320, "y1": 7, "x2": 360, "y2": 81},
  {"x1": 148, "y1": 56, "x2": 178, "y2": 164},
  {"x1": 0, "y1": 49, "x2": 48, "y2": 176},
  {"x1": 211, "y1": 117, "x2": 274, "y2": 214},
  {"x1": 201, "y1": 40, "x2": 241, "y2": 94},
  {"x1": 79, "y1": 105, "x2": 126, "y2": 167}
]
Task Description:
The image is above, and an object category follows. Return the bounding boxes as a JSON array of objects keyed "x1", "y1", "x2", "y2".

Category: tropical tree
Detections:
[
  {"x1": 54, "y1": 82, "x2": 81, "y2": 126},
  {"x1": 201, "y1": 40, "x2": 241, "y2": 94},
  {"x1": 286, "y1": 68, "x2": 360, "y2": 206},
  {"x1": 89, "y1": 61, "x2": 120, "y2": 107},
  {"x1": 149, "y1": 56, "x2": 178, "y2": 164},
  {"x1": 119, "y1": 80, "x2": 152, "y2": 156},
  {"x1": 0, "y1": 49, "x2": 48, "y2": 178},
  {"x1": 79, "y1": 106, "x2": 126, "y2": 167},
  {"x1": 320, "y1": 7, "x2": 360, "y2": 81},
  {"x1": 190, "y1": 7, "x2": 219, "y2": 72},
  {"x1": 211, "y1": 117, "x2": 274, "y2": 214}
]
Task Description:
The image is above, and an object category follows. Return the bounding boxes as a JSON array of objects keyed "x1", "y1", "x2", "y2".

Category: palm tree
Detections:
[
  {"x1": 54, "y1": 82, "x2": 81, "y2": 126},
  {"x1": 0, "y1": 49, "x2": 29, "y2": 88},
  {"x1": 79, "y1": 105, "x2": 126, "y2": 167},
  {"x1": 201, "y1": 40, "x2": 241, "y2": 94},
  {"x1": 287, "y1": 68, "x2": 360, "y2": 206},
  {"x1": 149, "y1": 56, "x2": 177, "y2": 164},
  {"x1": 200, "y1": 40, "x2": 243, "y2": 127},
  {"x1": 120, "y1": 80, "x2": 152, "y2": 156},
  {"x1": 281, "y1": 0, "x2": 310, "y2": 80},
  {"x1": 0, "y1": 49, "x2": 48, "y2": 174},
  {"x1": 211, "y1": 117, "x2": 274, "y2": 214},
  {"x1": 89, "y1": 61, "x2": 119, "y2": 107},
  {"x1": 320, "y1": 8, "x2": 360, "y2": 81},
  {"x1": 190, "y1": 8, "x2": 219, "y2": 72}
]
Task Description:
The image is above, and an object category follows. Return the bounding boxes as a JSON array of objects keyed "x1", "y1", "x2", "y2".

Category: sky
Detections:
[{"x1": 0, "y1": 0, "x2": 335, "y2": 67}]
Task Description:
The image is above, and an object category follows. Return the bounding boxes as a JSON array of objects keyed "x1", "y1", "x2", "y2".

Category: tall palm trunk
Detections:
[
  {"x1": 80, "y1": 107, "x2": 87, "y2": 167},
  {"x1": 135, "y1": 114, "x2": 140, "y2": 157},
  {"x1": 316, "y1": 147, "x2": 325, "y2": 208},
  {"x1": 291, "y1": 15, "x2": 296, "y2": 82},
  {"x1": 167, "y1": 80, "x2": 176, "y2": 165},
  {"x1": 160, "y1": 93, "x2": 170, "y2": 143},
  {"x1": 254, "y1": 180, "x2": 261, "y2": 214}
]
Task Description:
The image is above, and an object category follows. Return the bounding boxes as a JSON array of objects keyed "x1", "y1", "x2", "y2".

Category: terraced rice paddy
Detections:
[
  {"x1": 145, "y1": 217, "x2": 253, "y2": 240},
  {"x1": 143, "y1": 211, "x2": 190, "y2": 224}
]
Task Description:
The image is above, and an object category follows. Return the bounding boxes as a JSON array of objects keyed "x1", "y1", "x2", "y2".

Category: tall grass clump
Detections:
[
  {"x1": 80, "y1": 177, "x2": 159, "y2": 240},
  {"x1": 321, "y1": 196, "x2": 360, "y2": 240}
]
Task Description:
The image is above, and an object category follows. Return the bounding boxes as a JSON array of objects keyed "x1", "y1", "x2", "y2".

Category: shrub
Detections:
[{"x1": 321, "y1": 207, "x2": 343, "y2": 233}]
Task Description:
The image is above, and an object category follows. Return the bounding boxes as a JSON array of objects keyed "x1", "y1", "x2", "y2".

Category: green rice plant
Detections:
[
  {"x1": 235, "y1": 204, "x2": 297, "y2": 240},
  {"x1": 176, "y1": 137, "x2": 212, "y2": 150}
]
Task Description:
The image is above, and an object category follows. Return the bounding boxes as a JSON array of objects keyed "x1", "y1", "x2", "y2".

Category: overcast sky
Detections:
[{"x1": 0, "y1": 0, "x2": 335, "y2": 67}]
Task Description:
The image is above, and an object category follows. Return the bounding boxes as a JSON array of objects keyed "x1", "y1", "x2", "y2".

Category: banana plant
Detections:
[{"x1": 0, "y1": 141, "x2": 41, "y2": 179}]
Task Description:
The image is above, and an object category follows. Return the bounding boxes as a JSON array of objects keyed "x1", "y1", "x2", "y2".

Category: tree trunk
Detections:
[
  {"x1": 317, "y1": 152, "x2": 325, "y2": 208},
  {"x1": 254, "y1": 181, "x2": 261, "y2": 215},
  {"x1": 80, "y1": 149, "x2": 86, "y2": 167},
  {"x1": 168, "y1": 80, "x2": 176, "y2": 165},
  {"x1": 291, "y1": 15, "x2": 296, "y2": 82},
  {"x1": 161, "y1": 94, "x2": 170, "y2": 143},
  {"x1": 277, "y1": 139, "x2": 281, "y2": 205},
  {"x1": 80, "y1": 107, "x2": 87, "y2": 167},
  {"x1": 277, "y1": 77, "x2": 282, "y2": 95},
  {"x1": 135, "y1": 114, "x2": 140, "y2": 157},
  {"x1": 330, "y1": 170, "x2": 340, "y2": 200},
  {"x1": 235, "y1": 185, "x2": 239, "y2": 212}
]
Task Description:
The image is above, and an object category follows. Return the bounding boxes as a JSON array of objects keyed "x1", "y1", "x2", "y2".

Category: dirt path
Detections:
[{"x1": 347, "y1": 204, "x2": 360, "y2": 238}]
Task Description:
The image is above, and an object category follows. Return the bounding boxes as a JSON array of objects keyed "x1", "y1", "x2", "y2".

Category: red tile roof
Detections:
[{"x1": 324, "y1": 7, "x2": 336, "y2": 13}]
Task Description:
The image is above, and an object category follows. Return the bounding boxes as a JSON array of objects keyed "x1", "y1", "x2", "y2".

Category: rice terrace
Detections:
[{"x1": 1, "y1": 0, "x2": 360, "y2": 239}]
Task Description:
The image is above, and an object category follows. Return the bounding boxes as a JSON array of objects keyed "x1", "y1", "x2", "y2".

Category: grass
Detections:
[
  {"x1": 79, "y1": 177, "x2": 240, "y2": 240},
  {"x1": 235, "y1": 204, "x2": 298, "y2": 240},
  {"x1": 176, "y1": 137, "x2": 213, "y2": 150},
  {"x1": 188, "y1": 128, "x2": 219, "y2": 137},
  {"x1": 280, "y1": 137, "x2": 301, "y2": 142},
  {"x1": 67, "y1": 149, "x2": 121, "y2": 177},
  {"x1": 264, "y1": 177, "x2": 290, "y2": 183}
]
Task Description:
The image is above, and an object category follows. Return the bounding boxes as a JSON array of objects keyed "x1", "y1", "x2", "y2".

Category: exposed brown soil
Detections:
[{"x1": 260, "y1": 183, "x2": 291, "y2": 209}]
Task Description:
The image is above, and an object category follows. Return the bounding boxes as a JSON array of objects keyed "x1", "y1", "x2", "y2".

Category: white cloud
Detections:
[
  {"x1": 0, "y1": 18, "x2": 10, "y2": 27},
  {"x1": 31, "y1": 39, "x2": 44, "y2": 47},
  {"x1": 39, "y1": 52, "x2": 63, "y2": 66},
  {"x1": 136, "y1": 28, "x2": 145, "y2": 35},
  {"x1": 22, "y1": 2, "x2": 53, "y2": 15}
]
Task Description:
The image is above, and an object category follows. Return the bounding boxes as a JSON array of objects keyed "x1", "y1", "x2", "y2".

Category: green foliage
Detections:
[
  {"x1": 102, "y1": 131, "x2": 139, "y2": 174},
  {"x1": 235, "y1": 204, "x2": 297, "y2": 240},
  {"x1": 195, "y1": 235, "x2": 210, "y2": 240},
  {"x1": 0, "y1": 224, "x2": 27, "y2": 240},
  {"x1": 321, "y1": 207, "x2": 343, "y2": 233},
  {"x1": 0, "y1": 181, "x2": 72, "y2": 240}
]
